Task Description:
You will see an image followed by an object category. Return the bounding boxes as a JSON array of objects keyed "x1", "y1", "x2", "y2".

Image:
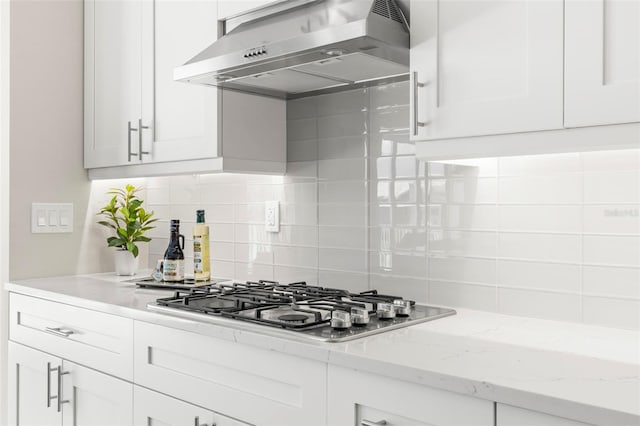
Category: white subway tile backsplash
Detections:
[
  {"x1": 428, "y1": 158, "x2": 498, "y2": 178},
  {"x1": 583, "y1": 265, "x2": 640, "y2": 299},
  {"x1": 428, "y1": 256, "x2": 496, "y2": 285},
  {"x1": 497, "y1": 233, "x2": 581, "y2": 263},
  {"x1": 497, "y1": 260, "x2": 581, "y2": 293},
  {"x1": 498, "y1": 205, "x2": 582, "y2": 233},
  {"x1": 317, "y1": 112, "x2": 367, "y2": 139},
  {"x1": 583, "y1": 205, "x2": 640, "y2": 235},
  {"x1": 583, "y1": 235, "x2": 640, "y2": 267},
  {"x1": 316, "y1": 89, "x2": 367, "y2": 116},
  {"x1": 498, "y1": 152, "x2": 582, "y2": 176},
  {"x1": 429, "y1": 281, "x2": 497, "y2": 311},
  {"x1": 370, "y1": 274, "x2": 428, "y2": 304},
  {"x1": 369, "y1": 251, "x2": 426, "y2": 278},
  {"x1": 142, "y1": 81, "x2": 639, "y2": 331},
  {"x1": 273, "y1": 245, "x2": 318, "y2": 269},
  {"x1": 429, "y1": 230, "x2": 497, "y2": 258},
  {"x1": 319, "y1": 181, "x2": 366, "y2": 203},
  {"x1": 318, "y1": 269, "x2": 368, "y2": 293},
  {"x1": 318, "y1": 136, "x2": 367, "y2": 160},
  {"x1": 287, "y1": 140, "x2": 318, "y2": 162},
  {"x1": 582, "y1": 296, "x2": 640, "y2": 330},
  {"x1": 583, "y1": 171, "x2": 640, "y2": 203},
  {"x1": 498, "y1": 288, "x2": 581, "y2": 322},
  {"x1": 498, "y1": 175, "x2": 583, "y2": 204},
  {"x1": 369, "y1": 132, "x2": 416, "y2": 158},
  {"x1": 429, "y1": 205, "x2": 499, "y2": 230},
  {"x1": 320, "y1": 226, "x2": 366, "y2": 250},
  {"x1": 319, "y1": 248, "x2": 367, "y2": 273},
  {"x1": 582, "y1": 149, "x2": 640, "y2": 172},
  {"x1": 318, "y1": 158, "x2": 366, "y2": 181}
]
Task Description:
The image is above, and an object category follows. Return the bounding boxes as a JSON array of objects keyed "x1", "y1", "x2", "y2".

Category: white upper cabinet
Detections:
[
  {"x1": 565, "y1": 0, "x2": 640, "y2": 127},
  {"x1": 143, "y1": 0, "x2": 219, "y2": 164},
  {"x1": 84, "y1": 0, "x2": 143, "y2": 168},
  {"x1": 217, "y1": 0, "x2": 282, "y2": 19},
  {"x1": 84, "y1": 0, "x2": 286, "y2": 178},
  {"x1": 410, "y1": 0, "x2": 564, "y2": 141}
]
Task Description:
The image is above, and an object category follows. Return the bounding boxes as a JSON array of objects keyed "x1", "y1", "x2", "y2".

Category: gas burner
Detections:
[
  {"x1": 278, "y1": 314, "x2": 309, "y2": 323},
  {"x1": 149, "y1": 280, "x2": 456, "y2": 342}
]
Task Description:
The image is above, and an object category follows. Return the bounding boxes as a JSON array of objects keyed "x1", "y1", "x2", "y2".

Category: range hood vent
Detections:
[{"x1": 174, "y1": 0, "x2": 410, "y2": 99}]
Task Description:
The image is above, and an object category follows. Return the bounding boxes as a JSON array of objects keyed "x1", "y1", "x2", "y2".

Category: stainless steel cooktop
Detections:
[{"x1": 147, "y1": 280, "x2": 456, "y2": 342}]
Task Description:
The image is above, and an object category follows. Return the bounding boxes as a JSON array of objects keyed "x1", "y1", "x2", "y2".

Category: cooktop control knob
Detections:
[
  {"x1": 351, "y1": 307, "x2": 370, "y2": 326},
  {"x1": 393, "y1": 299, "x2": 412, "y2": 317},
  {"x1": 331, "y1": 310, "x2": 352, "y2": 329},
  {"x1": 376, "y1": 302, "x2": 396, "y2": 320}
]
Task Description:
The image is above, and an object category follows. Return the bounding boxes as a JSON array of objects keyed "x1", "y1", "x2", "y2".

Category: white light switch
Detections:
[
  {"x1": 265, "y1": 201, "x2": 280, "y2": 233},
  {"x1": 32, "y1": 203, "x2": 73, "y2": 233}
]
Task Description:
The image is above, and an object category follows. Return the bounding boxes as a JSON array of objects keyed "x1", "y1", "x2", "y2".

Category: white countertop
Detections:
[{"x1": 6, "y1": 273, "x2": 640, "y2": 425}]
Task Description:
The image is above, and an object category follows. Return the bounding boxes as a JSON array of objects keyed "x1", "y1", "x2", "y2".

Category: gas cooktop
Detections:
[{"x1": 147, "y1": 280, "x2": 456, "y2": 342}]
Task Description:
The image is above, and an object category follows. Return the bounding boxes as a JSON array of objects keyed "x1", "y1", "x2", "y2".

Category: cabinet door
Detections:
[
  {"x1": 134, "y1": 386, "x2": 249, "y2": 426},
  {"x1": 497, "y1": 404, "x2": 594, "y2": 426},
  {"x1": 143, "y1": 0, "x2": 220, "y2": 164},
  {"x1": 85, "y1": 0, "x2": 143, "y2": 168},
  {"x1": 8, "y1": 342, "x2": 62, "y2": 426},
  {"x1": 328, "y1": 366, "x2": 494, "y2": 426},
  {"x1": 410, "y1": 0, "x2": 564, "y2": 141},
  {"x1": 565, "y1": 0, "x2": 640, "y2": 127},
  {"x1": 61, "y1": 361, "x2": 133, "y2": 426}
]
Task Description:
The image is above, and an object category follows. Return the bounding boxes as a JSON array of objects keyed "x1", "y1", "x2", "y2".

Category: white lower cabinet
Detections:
[
  {"x1": 8, "y1": 342, "x2": 133, "y2": 426},
  {"x1": 134, "y1": 386, "x2": 249, "y2": 426},
  {"x1": 327, "y1": 366, "x2": 495, "y2": 426},
  {"x1": 133, "y1": 321, "x2": 327, "y2": 426},
  {"x1": 496, "y1": 404, "x2": 594, "y2": 426}
]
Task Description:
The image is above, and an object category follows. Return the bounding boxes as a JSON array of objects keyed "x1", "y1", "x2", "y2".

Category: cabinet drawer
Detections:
[
  {"x1": 134, "y1": 320, "x2": 326, "y2": 426},
  {"x1": 328, "y1": 366, "x2": 495, "y2": 426},
  {"x1": 9, "y1": 293, "x2": 133, "y2": 380}
]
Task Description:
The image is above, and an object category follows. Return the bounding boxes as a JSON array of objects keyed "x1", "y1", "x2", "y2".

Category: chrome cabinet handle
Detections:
[
  {"x1": 362, "y1": 420, "x2": 388, "y2": 426},
  {"x1": 45, "y1": 327, "x2": 74, "y2": 338},
  {"x1": 128, "y1": 121, "x2": 138, "y2": 162},
  {"x1": 194, "y1": 416, "x2": 215, "y2": 426},
  {"x1": 56, "y1": 366, "x2": 70, "y2": 412},
  {"x1": 47, "y1": 362, "x2": 56, "y2": 408},
  {"x1": 412, "y1": 71, "x2": 426, "y2": 136},
  {"x1": 137, "y1": 118, "x2": 150, "y2": 160}
]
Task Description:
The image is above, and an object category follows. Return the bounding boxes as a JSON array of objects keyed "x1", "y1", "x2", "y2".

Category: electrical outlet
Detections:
[
  {"x1": 265, "y1": 201, "x2": 280, "y2": 233},
  {"x1": 32, "y1": 203, "x2": 73, "y2": 233}
]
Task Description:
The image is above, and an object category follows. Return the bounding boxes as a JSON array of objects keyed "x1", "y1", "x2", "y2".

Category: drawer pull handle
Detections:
[
  {"x1": 362, "y1": 420, "x2": 388, "y2": 426},
  {"x1": 194, "y1": 416, "x2": 215, "y2": 426},
  {"x1": 45, "y1": 327, "x2": 74, "y2": 338},
  {"x1": 56, "y1": 366, "x2": 70, "y2": 412}
]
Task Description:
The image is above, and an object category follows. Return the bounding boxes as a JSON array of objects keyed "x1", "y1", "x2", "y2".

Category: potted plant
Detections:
[{"x1": 97, "y1": 184, "x2": 157, "y2": 275}]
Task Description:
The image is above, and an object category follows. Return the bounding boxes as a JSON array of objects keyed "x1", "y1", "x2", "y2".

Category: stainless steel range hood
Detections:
[{"x1": 174, "y1": 0, "x2": 410, "y2": 99}]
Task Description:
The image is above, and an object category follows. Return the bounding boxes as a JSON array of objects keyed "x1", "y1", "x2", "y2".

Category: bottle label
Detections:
[
  {"x1": 194, "y1": 236, "x2": 203, "y2": 273},
  {"x1": 163, "y1": 259, "x2": 184, "y2": 281}
]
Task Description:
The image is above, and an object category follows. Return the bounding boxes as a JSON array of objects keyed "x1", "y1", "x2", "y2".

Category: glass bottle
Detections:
[
  {"x1": 162, "y1": 219, "x2": 185, "y2": 282},
  {"x1": 193, "y1": 210, "x2": 211, "y2": 281}
]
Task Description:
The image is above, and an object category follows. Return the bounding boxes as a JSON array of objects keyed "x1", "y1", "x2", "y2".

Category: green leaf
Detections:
[{"x1": 134, "y1": 236, "x2": 151, "y2": 242}]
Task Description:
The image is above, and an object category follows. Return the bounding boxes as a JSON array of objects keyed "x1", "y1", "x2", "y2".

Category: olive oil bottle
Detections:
[{"x1": 193, "y1": 210, "x2": 211, "y2": 281}]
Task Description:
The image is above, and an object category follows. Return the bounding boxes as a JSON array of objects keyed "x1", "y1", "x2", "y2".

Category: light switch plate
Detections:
[
  {"x1": 32, "y1": 203, "x2": 73, "y2": 233},
  {"x1": 265, "y1": 201, "x2": 280, "y2": 233}
]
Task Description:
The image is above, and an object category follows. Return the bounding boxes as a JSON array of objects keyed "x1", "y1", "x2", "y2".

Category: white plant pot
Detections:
[{"x1": 114, "y1": 250, "x2": 139, "y2": 276}]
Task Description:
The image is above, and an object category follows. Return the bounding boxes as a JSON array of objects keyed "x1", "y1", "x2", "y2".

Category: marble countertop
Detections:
[{"x1": 6, "y1": 273, "x2": 640, "y2": 425}]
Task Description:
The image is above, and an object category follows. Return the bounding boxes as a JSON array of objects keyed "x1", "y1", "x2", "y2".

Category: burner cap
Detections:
[{"x1": 278, "y1": 314, "x2": 308, "y2": 323}]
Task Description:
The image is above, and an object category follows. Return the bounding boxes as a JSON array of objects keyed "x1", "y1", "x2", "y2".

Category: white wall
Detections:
[
  {"x1": 0, "y1": 0, "x2": 10, "y2": 422},
  {"x1": 147, "y1": 82, "x2": 640, "y2": 331},
  {"x1": 9, "y1": 0, "x2": 123, "y2": 280}
]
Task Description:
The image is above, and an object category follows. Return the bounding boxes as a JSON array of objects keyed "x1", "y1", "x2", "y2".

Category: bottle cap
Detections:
[{"x1": 196, "y1": 210, "x2": 205, "y2": 224}]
